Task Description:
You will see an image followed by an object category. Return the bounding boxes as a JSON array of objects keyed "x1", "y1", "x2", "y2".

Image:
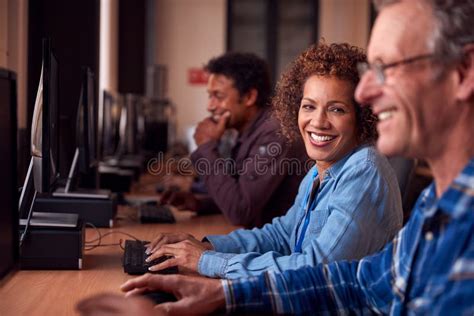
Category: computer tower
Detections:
[{"x1": 19, "y1": 219, "x2": 85, "y2": 270}]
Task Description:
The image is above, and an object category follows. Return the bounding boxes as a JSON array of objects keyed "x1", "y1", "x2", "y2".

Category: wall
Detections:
[
  {"x1": 99, "y1": 0, "x2": 119, "y2": 94},
  {"x1": 154, "y1": 0, "x2": 369, "y2": 143},
  {"x1": 0, "y1": 0, "x2": 7, "y2": 68},
  {"x1": 154, "y1": 0, "x2": 226, "y2": 142},
  {"x1": 319, "y1": 0, "x2": 370, "y2": 48},
  {"x1": 0, "y1": 0, "x2": 28, "y2": 129},
  {"x1": 9, "y1": 0, "x2": 28, "y2": 129},
  {"x1": 118, "y1": 0, "x2": 146, "y2": 94}
]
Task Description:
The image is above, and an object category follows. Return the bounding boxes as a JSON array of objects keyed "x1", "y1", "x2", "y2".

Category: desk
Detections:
[{"x1": 0, "y1": 206, "x2": 239, "y2": 316}]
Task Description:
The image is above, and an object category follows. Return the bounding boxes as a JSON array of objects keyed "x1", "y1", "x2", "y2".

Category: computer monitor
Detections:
[
  {"x1": 62, "y1": 68, "x2": 98, "y2": 193},
  {"x1": 76, "y1": 67, "x2": 97, "y2": 173},
  {"x1": 87, "y1": 69, "x2": 97, "y2": 168},
  {"x1": 20, "y1": 38, "x2": 60, "y2": 218},
  {"x1": 31, "y1": 38, "x2": 60, "y2": 194},
  {"x1": 117, "y1": 94, "x2": 145, "y2": 156},
  {"x1": 18, "y1": 40, "x2": 82, "y2": 233},
  {"x1": 0, "y1": 68, "x2": 19, "y2": 280},
  {"x1": 101, "y1": 90, "x2": 122, "y2": 158},
  {"x1": 142, "y1": 98, "x2": 171, "y2": 154}
]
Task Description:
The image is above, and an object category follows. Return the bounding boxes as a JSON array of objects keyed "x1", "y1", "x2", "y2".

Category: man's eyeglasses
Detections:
[{"x1": 357, "y1": 53, "x2": 434, "y2": 84}]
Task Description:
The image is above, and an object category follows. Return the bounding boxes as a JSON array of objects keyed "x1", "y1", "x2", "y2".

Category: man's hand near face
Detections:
[{"x1": 194, "y1": 112, "x2": 230, "y2": 146}]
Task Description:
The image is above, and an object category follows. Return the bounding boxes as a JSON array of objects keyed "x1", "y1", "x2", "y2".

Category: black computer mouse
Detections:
[
  {"x1": 142, "y1": 291, "x2": 177, "y2": 304},
  {"x1": 156, "y1": 183, "x2": 166, "y2": 193}
]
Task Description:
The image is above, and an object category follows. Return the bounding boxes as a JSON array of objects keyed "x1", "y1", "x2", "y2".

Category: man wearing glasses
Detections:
[{"x1": 77, "y1": 0, "x2": 474, "y2": 314}]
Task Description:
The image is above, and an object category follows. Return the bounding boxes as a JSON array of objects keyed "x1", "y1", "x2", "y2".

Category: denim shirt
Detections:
[
  {"x1": 199, "y1": 145, "x2": 403, "y2": 278},
  {"x1": 223, "y1": 159, "x2": 474, "y2": 315}
]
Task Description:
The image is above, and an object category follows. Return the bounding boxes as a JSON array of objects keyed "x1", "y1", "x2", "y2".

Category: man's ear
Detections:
[
  {"x1": 242, "y1": 88, "x2": 259, "y2": 107},
  {"x1": 456, "y1": 45, "x2": 474, "y2": 101}
]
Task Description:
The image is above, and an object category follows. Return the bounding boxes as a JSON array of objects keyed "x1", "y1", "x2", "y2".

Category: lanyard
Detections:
[{"x1": 294, "y1": 171, "x2": 320, "y2": 253}]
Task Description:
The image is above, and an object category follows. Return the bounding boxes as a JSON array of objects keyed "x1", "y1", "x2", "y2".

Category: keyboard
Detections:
[
  {"x1": 123, "y1": 240, "x2": 178, "y2": 275},
  {"x1": 138, "y1": 204, "x2": 176, "y2": 224}
]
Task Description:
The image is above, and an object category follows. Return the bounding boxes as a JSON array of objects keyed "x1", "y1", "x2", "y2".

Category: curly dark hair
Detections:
[
  {"x1": 204, "y1": 52, "x2": 271, "y2": 108},
  {"x1": 273, "y1": 42, "x2": 377, "y2": 144}
]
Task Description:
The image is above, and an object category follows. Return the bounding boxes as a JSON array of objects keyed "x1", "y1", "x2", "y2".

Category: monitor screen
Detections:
[
  {"x1": 86, "y1": 69, "x2": 97, "y2": 166},
  {"x1": 31, "y1": 39, "x2": 59, "y2": 193},
  {"x1": 75, "y1": 68, "x2": 97, "y2": 173},
  {"x1": 0, "y1": 68, "x2": 18, "y2": 279},
  {"x1": 102, "y1": 91, "x2": 121, "y2": 158},
  {"x1": 123, "y1": 94, "x2": 139, "y2": 155}
]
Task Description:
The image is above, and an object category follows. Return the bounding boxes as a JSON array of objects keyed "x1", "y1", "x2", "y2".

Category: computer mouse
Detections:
[
  {"x1": 156, "y1": 183, "x2": 166, "y2": 193},
  {"x1": 142, "y1": 291, "x2": 177, "y2": 304}
]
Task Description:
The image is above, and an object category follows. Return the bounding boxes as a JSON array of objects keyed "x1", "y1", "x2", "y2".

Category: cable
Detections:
[{"x1": 83, "y1": 222, "x2": 142, "y2": 251}]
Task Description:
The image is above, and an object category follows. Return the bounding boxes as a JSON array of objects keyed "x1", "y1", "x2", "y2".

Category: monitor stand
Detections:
[
  {"x1": 35, "y1": 148, "x2": 118, "y2": 227},
  {"x1": 34, "y1": 195, "x2": 117, "y2": 228},
  {"x1": 57, "y1": 147, "x2": 112, "y2": 199},
  {"x1": 53, "y1": 187, "x2": 111, "y2": 199},
  {"x1": 20, "y1": 211, "x2": 78, "y2": 228}
]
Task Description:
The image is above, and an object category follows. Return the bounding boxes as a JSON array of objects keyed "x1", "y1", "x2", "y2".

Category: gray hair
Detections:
[{"x1": 373, "y1": 0, "x2": 474, "y2": 63}]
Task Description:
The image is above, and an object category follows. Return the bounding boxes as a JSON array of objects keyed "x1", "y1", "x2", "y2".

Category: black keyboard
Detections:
[
  {"x1": 123, "y1": 240, "x2": 178, "y2": 275},
  {"x1": 139, "y1": 204, "x2": 176, "y2": 224}
]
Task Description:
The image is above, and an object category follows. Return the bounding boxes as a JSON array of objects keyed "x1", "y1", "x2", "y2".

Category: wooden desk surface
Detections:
[{"x1": 0, "y1": 206, "x2": 239, "y2": 316}]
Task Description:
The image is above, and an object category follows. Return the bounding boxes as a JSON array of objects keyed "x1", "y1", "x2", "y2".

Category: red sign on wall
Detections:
[{"x1": 188, "y1": 68, "x2": 209, "y2": 85}]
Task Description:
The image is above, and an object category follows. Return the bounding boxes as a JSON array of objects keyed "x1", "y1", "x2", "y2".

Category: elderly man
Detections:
[{"x1": 77, "y1": 0, "x2": 474, "y2": 314}]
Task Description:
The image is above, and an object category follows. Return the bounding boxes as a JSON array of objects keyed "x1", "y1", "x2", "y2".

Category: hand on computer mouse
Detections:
[
  {"x1": 160, "y1": 191, "x2": 199, "y2": 211},
  {"x1": 76, "y1": 293, "x2": 161, "y2": 316},
  {"x1": 121, "y1": 274, "x2": 225, "y2": 315}
]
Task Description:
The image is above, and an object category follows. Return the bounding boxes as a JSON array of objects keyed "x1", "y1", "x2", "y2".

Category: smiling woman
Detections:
[
  {"x1": 298, "y1": 75, "x2": 359, "y2": 175},
  {"x1": 274, "y1": 42, "x2": 377, "y2": 147},
  {"x1": 137, "y1": 42, "x2": 404, "y2": 280},
  {"x1": 274, "y1": 42, "x2": 378, "y2": 179}
]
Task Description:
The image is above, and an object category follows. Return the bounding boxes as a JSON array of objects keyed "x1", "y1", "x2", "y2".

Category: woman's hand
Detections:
[
  {"x1": 145, "y1": 233, "x2": 213, "y2": 254},
  {"x1": 146, "y1": 239, "x2": 213, "y2": 274}
]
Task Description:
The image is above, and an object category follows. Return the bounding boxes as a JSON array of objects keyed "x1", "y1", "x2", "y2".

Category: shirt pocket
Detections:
[{"x1": 308, "y1": 207, "x2": 330, "y2": 235}]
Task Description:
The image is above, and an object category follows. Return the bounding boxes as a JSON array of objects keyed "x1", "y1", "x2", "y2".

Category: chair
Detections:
[{"x1": 388, "y1": 156, "x2": 417, "y2": 223}]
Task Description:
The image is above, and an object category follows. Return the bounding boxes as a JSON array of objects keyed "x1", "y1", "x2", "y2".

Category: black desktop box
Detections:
[
  {"x1": 103, "y1": 155, "x2": 143, "y2": 181},
  {"x1": 19, "y1": 220, "x2": 85, "y2": 270},
  {"x1": 99, "y1": 166, "x2": 134, "y2": 193},
  {"x1": 34, "y1": 195, "x2": 118, "y2": 227}
]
